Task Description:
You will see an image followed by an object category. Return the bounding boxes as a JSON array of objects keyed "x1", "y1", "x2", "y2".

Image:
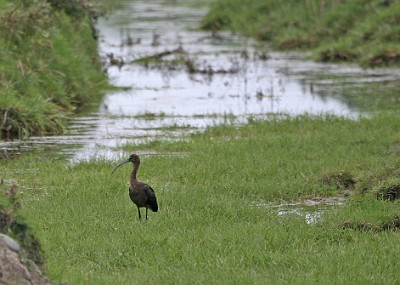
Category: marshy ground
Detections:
[
  {"x1": 3, "y1": 115, "x2": 400, "y2": 284},
  {"x1": 2, "y1": 0, "x2": 400, "y2": 162},
  {"x1": 1, "y1": 0, "x2": 400, "y2": 284}
]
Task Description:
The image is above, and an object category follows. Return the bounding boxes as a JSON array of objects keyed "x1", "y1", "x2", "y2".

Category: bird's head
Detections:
[
  {"x1": 111, "y1": 154, "x2": 140, "y2": 174},
  {"x1": 128, "y1": 154, "x2": 140, "y2": 164}
]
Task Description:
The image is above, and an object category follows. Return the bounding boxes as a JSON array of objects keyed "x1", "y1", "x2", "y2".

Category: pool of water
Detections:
[{"x1": 256, "y1": 197, "x2": 346, "y2": 224}]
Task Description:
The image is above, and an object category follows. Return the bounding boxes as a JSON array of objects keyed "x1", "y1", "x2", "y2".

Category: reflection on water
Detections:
[{"x1": 1, "y1": 0, "x2": 400, "y2": 161}]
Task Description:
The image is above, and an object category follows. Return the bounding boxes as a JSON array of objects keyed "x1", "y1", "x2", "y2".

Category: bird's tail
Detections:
[{"x1": 148, "y1": 196, "x2": 158, "y2": 212}]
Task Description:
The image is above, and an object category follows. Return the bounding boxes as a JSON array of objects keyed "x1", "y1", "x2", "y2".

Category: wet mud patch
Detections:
[
  {"x1": 0, "y1": 210, "x2": 13, "y2": 233},
  {"x1": 319, "y1": 170, "x2": 356, "y2": 195},
  {"x1": 318, "y1": 48, "x2": 360, "y2": 63},
  {"x1": 0, "y1": 148, "x2": 21, "y2": 160},
  {"x1": 369, "y1": 51, "x2": 400, "y2": 66},
  {"x1": 132, "y1": 47, "x2": 187, "y2": 65},
  {"x1": 377, "y1": 184, "x2": 400, "y2": 201},
  {"x1": 131, "y1": 46, "x2": 245, "y2": 76},
  {"x1": 342, "y1": 216, "x2": 400, "y2": 232}
]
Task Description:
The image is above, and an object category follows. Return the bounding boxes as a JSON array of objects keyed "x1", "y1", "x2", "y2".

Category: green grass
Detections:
[
  {"x1": 202, "y1": 0, "x2": 400, "y2": 67},
  {"x1": 2, "y1": 115, "x2": 400, "y2": 284},
  {"x1": 0, "y1": 0, "x2": 107, "y2": 138}
]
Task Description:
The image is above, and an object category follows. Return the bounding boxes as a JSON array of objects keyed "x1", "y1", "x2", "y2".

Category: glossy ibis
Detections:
[{"x1": 112, "y1": 154, "x2": 158, "y2": 220}]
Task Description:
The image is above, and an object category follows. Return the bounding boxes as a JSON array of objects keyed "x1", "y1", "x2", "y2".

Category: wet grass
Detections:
[
  {"x1": 202, "y1": 0, "x2": 400, "y2": 67},
  {"x1": 132, "y1": 112, "x2": 167, "y2": 120},
  {"x1": 0, "y1": 0, "x2": 107, "y2": 139},
  {"x1": 2, "y1": 115, "x2": 400, "y2": 284}
]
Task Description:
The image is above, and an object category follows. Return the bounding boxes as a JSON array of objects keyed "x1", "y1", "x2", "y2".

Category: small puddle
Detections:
[
  {"x1": 256, "y1": 197, "x2": 346, "y2": 224},
  {"x1": 2, "y1": 0, "x2": 400, "y2": 161}
]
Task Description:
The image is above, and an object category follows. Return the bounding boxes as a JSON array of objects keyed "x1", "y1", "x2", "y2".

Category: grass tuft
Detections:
[{"x1": 0, "y1": 0, "x2": 107, "y2": 139}]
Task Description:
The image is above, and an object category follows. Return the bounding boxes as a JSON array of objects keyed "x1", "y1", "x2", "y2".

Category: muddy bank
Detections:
[
  {"x1": 0, "y1": 237, "x2": 51, "y2": 285},
  {"x1": 0, "y1": 182, "x2": 53, "y2": 285}
]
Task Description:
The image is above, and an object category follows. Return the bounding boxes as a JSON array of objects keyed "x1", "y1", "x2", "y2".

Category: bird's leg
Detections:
[
  {"x1": 137, "y1": 207, "x2": 141, "y2": 220},
  {"x1": 146, "y1": 207, "x2": 148, "y2": 221}
]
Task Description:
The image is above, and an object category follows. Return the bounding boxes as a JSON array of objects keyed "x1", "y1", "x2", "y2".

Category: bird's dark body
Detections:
[
  {"x1": 129, "y1": 183, "x2": 158, "y2": 212},
  {"x1": 112, "y1": 154, "x2": 159, "y2": 220}
]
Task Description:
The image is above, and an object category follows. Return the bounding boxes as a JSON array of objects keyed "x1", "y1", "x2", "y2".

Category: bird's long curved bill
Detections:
[{"x1": 111, "y1": 159, "x2": 130, "y2": 174}]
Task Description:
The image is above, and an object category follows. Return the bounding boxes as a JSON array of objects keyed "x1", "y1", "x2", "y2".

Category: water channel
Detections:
[{"x1": 2, "y1": 0, "x2": 400, "y2": 162}]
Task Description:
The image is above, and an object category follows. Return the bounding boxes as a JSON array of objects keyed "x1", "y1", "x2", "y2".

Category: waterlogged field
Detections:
[
  {"x1": 1, "y1": 1, "x2": 399, "y2": 283},
  {"x1": 3, "y1": 115, "x2": 400, "y2": 284}
]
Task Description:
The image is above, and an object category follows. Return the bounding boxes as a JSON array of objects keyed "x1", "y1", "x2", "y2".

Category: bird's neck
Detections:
[{"x1": 131, "y1": 163, "x2": 139, "y2": 182}]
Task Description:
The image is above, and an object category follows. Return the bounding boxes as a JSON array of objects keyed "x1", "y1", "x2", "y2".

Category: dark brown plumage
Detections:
[{"x1": 112, "y1": 154, "x2": 158, "y2": 220}]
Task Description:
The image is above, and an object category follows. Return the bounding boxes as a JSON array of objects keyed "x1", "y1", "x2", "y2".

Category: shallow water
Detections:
[
  {"x1": 2, "y1": 0, "x2": 400, "y2": 161},
  {"x1": 256, "y1": 197, "x2": 346, "y2": 224}
]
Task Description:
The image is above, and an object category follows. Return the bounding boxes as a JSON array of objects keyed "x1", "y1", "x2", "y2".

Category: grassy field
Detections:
[
  {"x1": 201, "y1": 0, "x2": 400, "y2": 67},
  {"x1": 2, "y1": 115, "x2": 400, "y2": 284},
  {"x1": 0, "y1": 0, "x2": 107, "y2": 139},
  {"x1": 2, "y1": 1, "x2": 400, "y2": 283}
]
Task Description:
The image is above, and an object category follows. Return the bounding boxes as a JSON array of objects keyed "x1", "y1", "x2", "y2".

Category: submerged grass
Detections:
[
  {"x1": 2, "y1": 115, "x2": 400, "y2": 284},
  {"x1": 202, "y1": 0, "x2": 400, "y2": 67}
]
